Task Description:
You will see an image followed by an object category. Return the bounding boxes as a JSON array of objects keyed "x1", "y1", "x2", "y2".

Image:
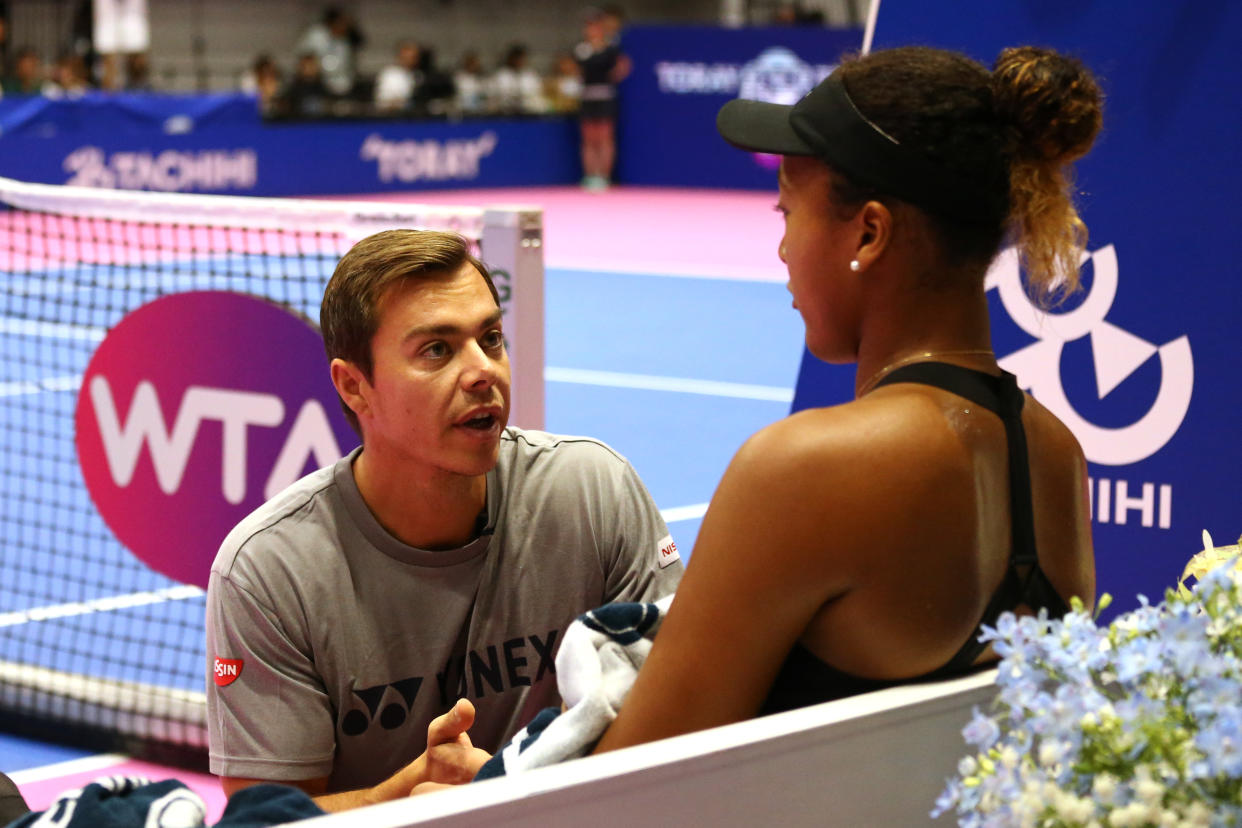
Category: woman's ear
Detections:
[{"x1": 853, "y1": 199, "x2": 893, "y2": 272}]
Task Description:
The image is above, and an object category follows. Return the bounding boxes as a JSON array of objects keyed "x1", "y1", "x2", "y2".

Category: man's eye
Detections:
[
  {"x1": 483, "y1": 330, "x2": 505, "y2": 350},
  {"x1": 422, "y1": 342, "x2": 449, "y2": 358}
]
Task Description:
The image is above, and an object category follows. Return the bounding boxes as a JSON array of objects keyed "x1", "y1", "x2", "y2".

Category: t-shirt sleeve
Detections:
[
  {"x1": 598, "y1": 454, "x2": 684, "y2": 604},
  {"x1": 205, "y1": 564, "x2": 336, "y2": 782}
]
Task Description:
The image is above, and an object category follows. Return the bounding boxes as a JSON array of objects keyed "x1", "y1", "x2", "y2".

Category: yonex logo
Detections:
[
  {"x1": 341, "y1": 632, "x2": 559, "y2": 738},
  {"x1": 75, "y1": 292, "x2": 357, "y2": 588},
  {"x1": 342, "y1": 678, "x2": 424, "y2": 736},
  {"x1": 987, "y1": 245, "x2": 1193, "y2": 466}
]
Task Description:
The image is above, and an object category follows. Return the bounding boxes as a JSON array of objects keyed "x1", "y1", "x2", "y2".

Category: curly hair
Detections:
[{"x1": 831, "y1": 45, "x2": 1103, "y2": 306}]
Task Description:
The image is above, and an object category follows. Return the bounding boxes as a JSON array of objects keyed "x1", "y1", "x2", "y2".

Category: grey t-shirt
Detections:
[{"x1": 206, "y1": 428, "x2": 682, "y2": 792}]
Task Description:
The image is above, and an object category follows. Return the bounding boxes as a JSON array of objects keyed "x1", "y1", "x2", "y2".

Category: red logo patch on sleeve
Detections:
[
  {"x1": 657, "y1": 534, "x2": 680, "y2": 568},
  {"x1": 213, "y1": 657, "x2": 244, "y2": 687}
]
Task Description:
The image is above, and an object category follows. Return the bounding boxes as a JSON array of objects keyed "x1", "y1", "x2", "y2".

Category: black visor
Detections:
[{"x1": 717, "y1": 71, "x2": 1004, "y2": 223}]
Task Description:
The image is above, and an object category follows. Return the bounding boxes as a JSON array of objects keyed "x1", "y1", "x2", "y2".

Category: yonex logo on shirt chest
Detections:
[{"x1": 341, "y1": 629, "x2": 560, "y2": 738}]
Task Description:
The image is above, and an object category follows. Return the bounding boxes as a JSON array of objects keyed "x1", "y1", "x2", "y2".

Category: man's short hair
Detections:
[{"x1": 321, "y1": 229, "x2": 499, "y2": 432}]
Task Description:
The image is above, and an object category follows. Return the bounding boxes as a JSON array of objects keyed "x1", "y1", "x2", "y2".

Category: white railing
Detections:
[{"x1": 293, "y1": 669, "x2": 995, "y2": 828}]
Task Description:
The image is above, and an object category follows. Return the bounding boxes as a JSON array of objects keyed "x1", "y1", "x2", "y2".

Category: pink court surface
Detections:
[
  {"x1": 320, "y1": 185, "x2": 787, "y2": 282},
  {"x1": 3, "y1": 183, "x2": 784, "y2": 822}
]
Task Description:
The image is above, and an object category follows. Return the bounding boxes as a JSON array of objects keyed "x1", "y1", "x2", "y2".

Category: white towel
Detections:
[{"x1": 475, "y1": 594, "x2": 672, "y2": 779}]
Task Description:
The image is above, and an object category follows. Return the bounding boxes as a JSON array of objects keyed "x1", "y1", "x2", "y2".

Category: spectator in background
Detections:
[
  {"x1": 2, "y1": 47, "x2": 42, "y2": 95},
  {"x1": 545, "y1": 53, "x2": 581, "y2": 114},
  {"x1": 124, "y1": 51, "x2": 152, "y2": 90},
  {"x1": 280, "y1": 52, "x2": 330, "y2": 117},
  {"x1": 600, "y1": 4, "x2": 625, "y2": 44},
  {"x1": 489, "y1": 43, "x2": 545, "y2": 114},
  {"x1": 241, "y1": 54, "x2": 283, "y2": 114},
  {"x1": 93, "y1": 0, "x2": 149, "y2": 90},
  {"x1": 453, "y1": 50, "x2": 486, "y2": 115},
  {"x1": 772, "y1": 2, "x2": 826, "y2": 24},
  {"x1": 69, "y1": 0, "x2": 98, "y2": 92},
  {"x1": 374, "y1": 40, "x2": 421, "y2": 113},
  {"x1": 574, "y1": 10, "x2": 630, "y2": 190},
  {"x1": 298, "y1": 5, "x2": 364, "y2": 98},
  {"x1": 412, "y1": 45, "x2": 454, "y2": 115},
  {"x1": 44, "y1": 51, "x2": 91, "y2": 97}
]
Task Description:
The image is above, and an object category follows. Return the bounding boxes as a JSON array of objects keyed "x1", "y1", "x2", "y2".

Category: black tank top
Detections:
[{"x1": 759, "y1": 362, "x2": 1071, "y2": 714}]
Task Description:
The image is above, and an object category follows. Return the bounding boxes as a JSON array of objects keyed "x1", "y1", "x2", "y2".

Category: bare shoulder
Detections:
[
  {"x1": 712, "y1": 394, "x2": 970, "y2": 564},
  {"x1": 738, "y1": 391, "x2": 970, "y2": 477},
  {"x1": 1021, "y1": 392, "x2": 1088, "y2": 461}
]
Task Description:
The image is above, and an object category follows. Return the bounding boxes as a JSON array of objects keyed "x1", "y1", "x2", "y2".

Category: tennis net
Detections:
[{"x1": 0, "y1": 176, "x2": 544, "y2": 766}]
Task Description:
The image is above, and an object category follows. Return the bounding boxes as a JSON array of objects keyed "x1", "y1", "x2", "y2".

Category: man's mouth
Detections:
[
  {"x1": 460, "y1": 413, "x2": 497, "y2": 430},
  {"x1": 455, "y1": 406, "x2": 503, "y2": 432}
]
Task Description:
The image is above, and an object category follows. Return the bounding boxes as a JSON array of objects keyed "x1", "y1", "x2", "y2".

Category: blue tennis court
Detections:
[{"x1": 0, "y1": 191, "x2": 803, "y2": 699}]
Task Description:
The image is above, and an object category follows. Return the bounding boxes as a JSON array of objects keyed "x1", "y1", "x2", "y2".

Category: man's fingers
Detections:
[
  {"x1": 451, "y1": 697, "x2": 475, "y2": 730},
  {"x1": 427, "y1": 698, "x2": 476, "y2": 745}
]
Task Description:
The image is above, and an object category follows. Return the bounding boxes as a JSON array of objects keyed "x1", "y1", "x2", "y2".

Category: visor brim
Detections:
[{"x1": 716, "y1": 99, "x2": 815, "y2": 156}]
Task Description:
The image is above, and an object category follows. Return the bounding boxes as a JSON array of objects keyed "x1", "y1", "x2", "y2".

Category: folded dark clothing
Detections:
[{"x1": 4, "y1": 775, "x2": 323, "y2": 828}]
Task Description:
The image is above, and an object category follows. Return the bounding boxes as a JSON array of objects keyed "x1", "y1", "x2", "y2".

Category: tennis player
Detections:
[
  {"x1": 206, "y1": 229, "x2": 682, "y2": 810},
  {"x1": 592, "y1": 44, "x2": 1100, "y2": 752}
]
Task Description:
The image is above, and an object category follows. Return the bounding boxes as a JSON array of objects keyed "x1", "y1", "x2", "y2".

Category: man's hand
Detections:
[
  {"x1": 419, "y1": 698, "x2": 491, "y2": 789},
  {"x1": 229, "y1": 699, "x2": 492, "y2": 812}
]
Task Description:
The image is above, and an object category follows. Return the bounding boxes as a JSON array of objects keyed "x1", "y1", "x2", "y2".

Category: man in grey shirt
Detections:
[{"x1": 206, "y1": 229, "x2": 682, "y2": 811}]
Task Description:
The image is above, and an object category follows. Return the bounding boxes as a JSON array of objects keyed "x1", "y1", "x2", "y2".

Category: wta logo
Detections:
[
  {"x1": 75, "y1": 292, "x2": 358, "y2": 588},
  {"x1": 987, "y1": 245, "x2": 1193, "y2": 465}
]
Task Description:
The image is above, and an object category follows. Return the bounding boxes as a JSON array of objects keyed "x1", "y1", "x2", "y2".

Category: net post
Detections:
[{"x1": 482, "y1": 207, "x2": 545, "y2": 431}]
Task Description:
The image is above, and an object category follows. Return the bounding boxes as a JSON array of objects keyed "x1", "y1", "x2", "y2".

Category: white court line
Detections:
[
  {"x1": 0, "y1": 374, "x2": 81, "y2": 397},
  {"x1": 660, "y1": 503, "x2": 708, "y2": 523},
  {"x1": 549, "y1": 259, "x2": 786, "y2": 284},
  {"x1": 6, "y1": 753, "x2": 129, "y2": 785},
  {"x1": 6, "y1": 368, "x2": 793, "y2": 403},
  {"x1": 0, "y1": 585, "x2": 204, "y2": 629},
  {"x1": 546, "y1": 366, "x2": 793, "y2": 402},
  {"x1": 0, "y1": 318, "x2": 105, "y2": 342}
]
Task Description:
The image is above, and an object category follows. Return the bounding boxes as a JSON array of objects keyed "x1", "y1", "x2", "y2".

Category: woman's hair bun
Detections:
[{"x1": 991, "y1": 46, "x2": 1103, "y2": 165}]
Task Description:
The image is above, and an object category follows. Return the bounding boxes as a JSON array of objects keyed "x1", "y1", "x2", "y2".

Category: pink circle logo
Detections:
[{"x1": 75, "y1": 291, "x2": 358, "y2": 589}]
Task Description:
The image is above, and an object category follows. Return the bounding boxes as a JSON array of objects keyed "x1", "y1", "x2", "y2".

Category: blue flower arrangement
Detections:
[{"x1": 933, "y1": 533, "x2": 1242, "y2": 827}]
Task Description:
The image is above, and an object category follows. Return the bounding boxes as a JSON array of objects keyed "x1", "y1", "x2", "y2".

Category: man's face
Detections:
[{"x1": 354, "y1": 261, "x2": 510, "y2": 480}]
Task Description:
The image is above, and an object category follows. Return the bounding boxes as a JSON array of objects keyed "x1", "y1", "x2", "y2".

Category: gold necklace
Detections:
[{"x1": 856, "y1": 349, "x2": 996, "y2": 397}]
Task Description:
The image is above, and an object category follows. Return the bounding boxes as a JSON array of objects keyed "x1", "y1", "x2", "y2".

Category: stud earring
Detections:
[{"x1": 849, "y1": 259, "x2": 861, "y2": 272}]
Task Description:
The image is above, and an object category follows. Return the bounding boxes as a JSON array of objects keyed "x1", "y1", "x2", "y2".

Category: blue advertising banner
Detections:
[
  {"x1": 617, "y1": 25, "x2": 862, "y2": 188},
  {"x1": 791, "y1": 2, "x2": 1242, "y2": 618},
  {"x1": 0, "y1": 93, "x2": 578, "y2": 196}
]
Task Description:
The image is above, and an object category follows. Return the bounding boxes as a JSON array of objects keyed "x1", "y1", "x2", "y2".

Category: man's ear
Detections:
[
  {"x1": 330, "y1": 358, "x2": 370, "y2": 420},
  {"x1": 853, "y1": 199, "x2": 893, "y2": 272}
]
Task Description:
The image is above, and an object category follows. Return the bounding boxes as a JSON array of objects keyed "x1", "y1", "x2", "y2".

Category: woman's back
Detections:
[{"x1": 785, "y1": 372, "x2": 1093, "y2": 688}]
